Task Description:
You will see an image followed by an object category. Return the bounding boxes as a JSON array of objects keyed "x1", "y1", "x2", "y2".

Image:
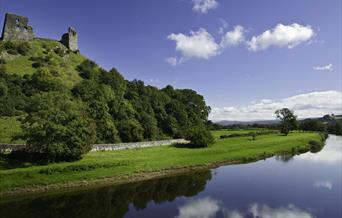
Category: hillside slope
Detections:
[
  {"x1": 0, "y1": 39, "x2": 210, "y2": 145},
  {"x1": 0, "y1": 39, "x2": 85, "y2": 87}
]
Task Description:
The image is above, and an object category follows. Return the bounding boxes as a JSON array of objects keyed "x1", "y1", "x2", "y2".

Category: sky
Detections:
[{"x1": 1, "y1": 0, "x2": 341, "y2": 121}]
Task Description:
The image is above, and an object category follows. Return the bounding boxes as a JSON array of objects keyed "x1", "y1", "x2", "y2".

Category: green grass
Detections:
[
  {"x1": 0, "y1": 116, "x2": 23, "y2": 144},
  {"x1": 212, "y1": 128, "x2": 269, "y2": 139},
  {"x1": 0, "y1": 39, "x2": 86, "y2": 87},
  {"x1": 0, "y1": 131, "x2": 321, "y2": 193}
]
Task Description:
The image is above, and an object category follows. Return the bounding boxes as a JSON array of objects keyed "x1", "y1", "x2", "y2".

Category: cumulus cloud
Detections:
[
  {"x1": 175, "y1": 197, "x2": 220, "y2": 218},
  {"x1": 192, "y1": 0, "x2": 218, "y2": 14},
  {"x1": 313, "y1": 181, "x2": 333, "y2": 190},
  {"x1": 209, "y1": 90, "x2": 342, "y2": 121},
  {"x1": 313, "y1": 64, "x2": 333, "y2": 71},
  {"x1": 218, "y1": 18, "x2": 229, "y2": 34},
  {"x1": 247, "y1": 23, "x2": 315, "y2": 51},
  {"x1": 167, "y1": 28, "x2": 220, "y2": 60},
  {"x1": 166, "y1": 56, "x2": 179, "y2": 66},
  {"x1": 220, "y1": 25, "x2": 246, "y2": 47},
  {"x1": 249, "y1": 204, "x2": 314, "y2": 218}
]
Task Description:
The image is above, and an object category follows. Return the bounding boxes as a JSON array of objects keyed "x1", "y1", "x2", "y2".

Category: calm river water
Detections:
[{"x1": 0, "y1": 135, "x2": 341, "y2": 218}]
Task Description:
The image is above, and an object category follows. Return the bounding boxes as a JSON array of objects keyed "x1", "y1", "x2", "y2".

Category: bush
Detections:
[
  {"x1": 309, "y1": 140, "x2": 324, "y2": 153},
  {"x1": 3, "y1": 41, "x2": 30, "y2": 55},
  {"x1": 21, "y1": 92, "x2": 96, "y2": 162},
  {"x1": 16, "y1": 42, "x2": 30, "y2": 55},
  {"x1": 185, "y1": 127, "x2": 214, "y2": 148},
  {"x1": 0, "y1": 58, "x2": 6, "y2": 64}
]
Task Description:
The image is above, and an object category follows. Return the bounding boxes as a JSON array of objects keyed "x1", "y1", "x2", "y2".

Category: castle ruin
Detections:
[
  {"x1": 1, "y1": 13, "x2": 78, "y2": 51},
  {"x1": 61, "y1": 27, "x2": 78, "y2": 52},
  {"x1": 1, "y1": 13, "x2": 34, "y2": 41}
]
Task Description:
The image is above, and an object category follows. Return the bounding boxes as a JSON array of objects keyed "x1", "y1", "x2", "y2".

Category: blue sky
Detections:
[{"x1": 1, "y1": 0, "x2": 341, "y2": 120}]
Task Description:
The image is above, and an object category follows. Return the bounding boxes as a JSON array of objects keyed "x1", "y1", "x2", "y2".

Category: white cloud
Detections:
[
  {"x1": 166, "y1": 56, "x2": 178, "y2": 66},
  {"x1": 167, "y1": 28, "x2": 220, "y2": 60},
  {"x1": 192, "y1": 0, "x2": 218, "y2": 14},
  {"x1": 249, "y1": 204, "x2": 314, "y2": 218},
  {"x1": 218, "y1": 18, "x2": 229, "y2": 34},
  {"x1": 223, "y1": 209, "x2": 244, "y2": 218},
  {"x1": 209, "y1": 90, "x2": 342, "y2": 121},
  {"x1": 313, "y1": 181, "x2": 333, "y2": 190},
  {"x1": 313, "y1": 64, "x2": 333, "y2": 71},
  {"x1": 175, "y1": 197, "x2": 220, "y2": 218},
  {"x1": 220, "y1": 25, "x2": 246, "y2": 47},
  {"x1": 247, "y1": 23, "x2": 315, "y2": 51}
]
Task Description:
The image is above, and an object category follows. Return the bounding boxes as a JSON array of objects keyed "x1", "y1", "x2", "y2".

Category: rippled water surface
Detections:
[{"x1": 0, "y1": 135, "x2": 341, "y2": 218}]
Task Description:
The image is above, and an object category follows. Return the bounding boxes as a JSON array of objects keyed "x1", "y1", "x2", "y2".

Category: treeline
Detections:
[
  {"x1": 0, "y1": 59, "x2": 210, "y2": 161},
  {"x1": 209, "y1": 116, "x2": 342, "y2": 136}
]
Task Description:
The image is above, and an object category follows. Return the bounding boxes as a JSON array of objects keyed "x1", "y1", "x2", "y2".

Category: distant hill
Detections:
[{"x1": 215, "y1": 114, "x2": 342, "y2": 126}]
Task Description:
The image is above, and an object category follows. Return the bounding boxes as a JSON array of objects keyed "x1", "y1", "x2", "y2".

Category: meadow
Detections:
[{"x1": 0, "y1": 130, "x2": 322, "y2": 195}]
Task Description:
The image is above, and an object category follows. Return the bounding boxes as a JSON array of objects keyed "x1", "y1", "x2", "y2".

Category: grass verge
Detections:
[{"x1": 0, "y1": 131, "x2": 322, "y2": 197}]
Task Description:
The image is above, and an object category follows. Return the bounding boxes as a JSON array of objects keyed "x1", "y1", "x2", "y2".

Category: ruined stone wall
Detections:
[
  {"x1": 1, "y1": 13, "x2": 34, "y2": 41},
  {"x1": 0, "y1": 143, "x2": 26, "y2": 153},
  {"x1": 60, "y1": 27, "x2": 78, "y2": 51},
  {"x1": 0, "y1": 139, "x2": 189, "y2": 153},
  {"x1": 92, "y1": 139, "x2": 189, "y2": 151}
]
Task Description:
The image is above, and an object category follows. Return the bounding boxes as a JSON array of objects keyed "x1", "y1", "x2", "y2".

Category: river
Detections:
[{"x1": 0, "y1": 135, "x2": 341, "y2": 218}]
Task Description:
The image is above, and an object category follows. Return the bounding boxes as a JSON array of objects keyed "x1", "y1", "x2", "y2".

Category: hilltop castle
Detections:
[{"x1": 1, "y1": 13, "x2": 78, "y2": 52}]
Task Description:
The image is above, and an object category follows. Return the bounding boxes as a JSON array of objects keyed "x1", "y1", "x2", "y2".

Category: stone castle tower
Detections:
[
  {"x1": 1, "y1": 13, "x2": 78, "y2": 51},
  {"x1": 60, "y1": 27, "x2": 78, "y2": 52},
  {"x1": 1, "y1": 13, "x2": 35, "y2": 41}
]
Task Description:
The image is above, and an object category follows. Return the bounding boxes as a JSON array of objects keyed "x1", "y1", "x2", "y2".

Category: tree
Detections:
[
  {"x1": 22, "y1": 92, "x2": 96, "y2": 162},
  {"x1": 299, "y1": 119, "x2": 326, "y2": 132},
  {"x1": 275, "y1": 108, "x2": 298, "y2": 136},
  {"x1": 185, "y1": 127, "x2": 215, "y2": 148}
]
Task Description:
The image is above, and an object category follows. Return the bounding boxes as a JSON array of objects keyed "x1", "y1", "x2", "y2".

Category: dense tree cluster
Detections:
[
  {"x1": 0, "y1": 58, "x2": 211, "y2": 161},
  {"x1": 299, "y1": 119, "x2": 326, "y2": 132}
]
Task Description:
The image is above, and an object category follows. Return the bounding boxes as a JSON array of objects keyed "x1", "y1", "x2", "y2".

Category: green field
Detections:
[{"x1": 0, "y1": 131, "x2": 322, "y2": 194}]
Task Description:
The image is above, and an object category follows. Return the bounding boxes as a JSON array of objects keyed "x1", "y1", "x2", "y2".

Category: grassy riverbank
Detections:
[{"x1": 0, "y1": 131, "x2": 322, "y2": 196}]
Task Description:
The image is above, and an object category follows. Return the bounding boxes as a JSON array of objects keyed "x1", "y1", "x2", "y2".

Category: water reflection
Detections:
[
  {"x1": 0, "y1": 135, "x2": 341, "y2": 218},
  {"x1": 175, "y1": 197, "x2": 314, "y2": 218},
  {"x1": 313, "y1": 180, "x2": 333, "y2": 190},
  {"x1": 0, "y1": 170, "x2": 211, "y2": 218},
  {"x1": 249, "y1": 203, "x2": 313, "y2": 218},
  {"x1": 297, "y1": 135, "x2": 342, "y2": 164},
  {"x1": 175, "y1": 197, "x2": 220, "y2": 218}
]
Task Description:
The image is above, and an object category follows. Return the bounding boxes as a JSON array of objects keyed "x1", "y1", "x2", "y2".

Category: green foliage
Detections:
[
  {"x1": 275, "y1": 108, "x2": 298, "y2": 136},
  {"x1": 21, "y1": 92, "x2": 96, "y2": 162},
  {"x1": 0, "y1": 39, "x2": 212, "y2": 162},
  {"x1": 299, "y1": 119, "x2": 326, "y2": 132},
  {"x1": 3, "y1": 41, "x2": 30, "y2": 55},
  {"x1": 185, "y1": 127, "x2": 215, "y2": 148},
  {"x1": 327, "y1": 121, "x2": 342, "y2": 135},
  {"x1": 0, "y1": 81, "x2": 8, "y2": 98},
  {"x1": 0, "y1": 132, "x2": 321, "y2": 192}
]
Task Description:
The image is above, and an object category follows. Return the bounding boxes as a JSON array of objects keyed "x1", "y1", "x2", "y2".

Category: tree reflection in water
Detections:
[{"x1": 0, "y1": 170, "x2": 212, "y2": 218}]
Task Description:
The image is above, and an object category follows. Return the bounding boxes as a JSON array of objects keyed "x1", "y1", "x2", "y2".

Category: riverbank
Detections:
[{"x1": 0, "y1": 131, "x2": 323, "y2": 197}]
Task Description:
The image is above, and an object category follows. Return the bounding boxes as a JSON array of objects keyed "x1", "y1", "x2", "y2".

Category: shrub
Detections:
[
  {"x1": 0, "y1": 58, "x2": 6, "y2": 64},
  {"x1": 309, "y1": 140, "x2": 324, "y2": 153},
  {"x1": 185, "y1": 127, "x2": 214, "y2": 148},
  {"x1": 21, "y1": 92, "x2": 96, "y2": 162},
  {"x1": 16, "y1": 42, "x2": 30, "y2": 55},
  {"x1": 3, "y1": 41, "x2": 30, "y2": 55}
]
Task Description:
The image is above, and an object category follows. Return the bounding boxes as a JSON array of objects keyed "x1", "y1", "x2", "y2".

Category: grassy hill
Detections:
[
  {"x1": 0, "y1": 39, "x2": 85, "y2": 88},
  {"x1": 0, "y1": 38, "x2": 210, "y2": 147}
]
